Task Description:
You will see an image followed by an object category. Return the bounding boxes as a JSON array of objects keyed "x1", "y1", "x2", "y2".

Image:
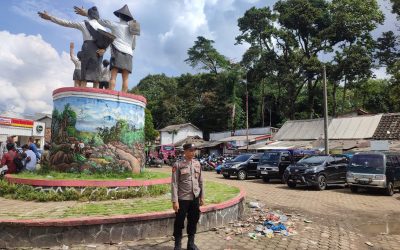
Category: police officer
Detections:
[{"x1": 171, "y1": 143, "x2": 204, "y2": 250}]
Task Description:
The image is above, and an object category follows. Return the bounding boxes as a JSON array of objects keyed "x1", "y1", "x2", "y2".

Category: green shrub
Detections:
[{"x1": 0, "y1": 178, "x2": 169, "y2": 202}]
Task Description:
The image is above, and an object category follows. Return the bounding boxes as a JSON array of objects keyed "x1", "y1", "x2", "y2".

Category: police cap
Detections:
[{"x1": 183, "y1": 143, "x2": 196, "y2": 151}]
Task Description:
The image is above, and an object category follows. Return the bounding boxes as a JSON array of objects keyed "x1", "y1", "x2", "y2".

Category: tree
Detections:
[
  {"x1": 185, "y1": 36, "x2": 231, "y2": 74},
  {"x1": 144, "y1": 109, "x2": 159, "y2": 142}
]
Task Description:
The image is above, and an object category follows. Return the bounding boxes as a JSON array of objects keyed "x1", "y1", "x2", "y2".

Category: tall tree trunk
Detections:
[
  {"x1": 332, "y1": 83, "x2": 338, "y2": 117},
  {"x1": 261, "y1": 81, "x2": 265, "y2": 127},
  {"x1": 307, "y1": 78, "x2": 314, "y2": 118},
  {"x1": 341, "y1": 77, "x2": 347, "y2": 114}
]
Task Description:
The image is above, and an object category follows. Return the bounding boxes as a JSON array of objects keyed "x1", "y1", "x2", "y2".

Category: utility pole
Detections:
[
  {"x1": 246, "y1": 80, "x2": 249, "y2": 152},
  {"x1": 323, "y1": 65, "x2": 329, "y2": 155}
]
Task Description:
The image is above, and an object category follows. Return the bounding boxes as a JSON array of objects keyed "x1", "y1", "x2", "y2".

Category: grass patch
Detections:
[
  {"x1": 204, "y1": 181, "x2": 240, "y2": 204},
  {"x1": 11, "y1": 170, "x2": 169, "y2": 180},
  {"x1": 61, "y1": 181, "x2": 240, "y2": 217}
]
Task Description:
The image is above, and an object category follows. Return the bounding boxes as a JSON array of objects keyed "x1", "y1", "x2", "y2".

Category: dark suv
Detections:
[
  {"x1": 283, "y1": 155, "x2": 348, "y2": 190},
  {"x1": 257, "y1": 150, "x2": 316, "y2": 182},
  {"x1": 221, "y1": 153, "x2": 262, "y2": 180}
]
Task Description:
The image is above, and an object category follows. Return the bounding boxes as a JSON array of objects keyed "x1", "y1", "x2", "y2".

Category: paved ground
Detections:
[{"x1": 4, "y1": 166, "x2": 400, "y2": 249}]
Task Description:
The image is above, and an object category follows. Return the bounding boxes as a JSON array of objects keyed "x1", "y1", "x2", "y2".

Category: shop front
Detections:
[{"x1": 0, "y1": 116, "x2": 46, "y2": 150}]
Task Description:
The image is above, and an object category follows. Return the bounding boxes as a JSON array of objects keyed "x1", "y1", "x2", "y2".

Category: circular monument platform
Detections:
[{"x1": 51, "y1": 87, "x2": 147, "y2": 174}]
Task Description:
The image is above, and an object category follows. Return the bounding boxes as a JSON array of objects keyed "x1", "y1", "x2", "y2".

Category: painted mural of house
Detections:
[{"x1": 159, "y1": 123, "x2": 203, "y2": 145}]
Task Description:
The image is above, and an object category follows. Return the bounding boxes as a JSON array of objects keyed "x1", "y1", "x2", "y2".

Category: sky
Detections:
[{"x1": 0, "y1": 0, "x2": 397, "y2": 116}]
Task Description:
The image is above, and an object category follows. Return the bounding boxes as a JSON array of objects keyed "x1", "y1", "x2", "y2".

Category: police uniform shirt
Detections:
[{"x1": 171, "y1": 158, "x2": 204, "y2": 202}]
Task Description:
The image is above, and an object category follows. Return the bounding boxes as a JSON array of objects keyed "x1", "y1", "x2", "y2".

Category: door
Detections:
[
  {"x1": 324, "y1": 156, "x2": 338, "y2": 183},
  {"x1": 386, "y1": 156, "x2": 396, "y2": 184},
  {"x1": 395, "y1": 156, "x2": 400, "y2": 187},
  {"x1": 248, "y1": 154, "x2": 261, "y2": 176},
  {"x1": 335, "y1": 156, "x2": 348, "y2": 183},
  {"x1": 279, "y1": 152, "x2": 291, "y2": 175}
]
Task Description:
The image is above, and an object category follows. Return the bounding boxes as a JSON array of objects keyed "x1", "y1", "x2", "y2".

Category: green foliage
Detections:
[
  {"x1": 144, "y1": 108, "x2": 159, "y2": 142},
  {"x1": 0, "y1": 179, "x2": 170, "y2": 202},
  {"x1": 185, "y1": 36, "x2": 231, "y2": 74}
]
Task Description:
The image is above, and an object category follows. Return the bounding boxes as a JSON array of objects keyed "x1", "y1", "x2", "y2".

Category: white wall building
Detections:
[
  {"x1": 159, "y1": 123, "x2": 203, "y2": 145},
  {"x1": 0, "y1": 116, "x2": 46, "y2": 149}
]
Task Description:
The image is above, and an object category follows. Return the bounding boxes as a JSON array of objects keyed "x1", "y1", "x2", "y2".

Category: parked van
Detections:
[
  {"x1": 347, "y1": 152, "x2": 400, "y2": 196},
  {"x1": 257, "y1": 150, "x2": 316, "y2": 182},
  {"x1": 151, "y1": 144, "x2": 176, "y2": 163}
]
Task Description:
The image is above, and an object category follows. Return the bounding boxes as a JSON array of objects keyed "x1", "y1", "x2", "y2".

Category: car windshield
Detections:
[
  {"x1": 233, "y1": 154, "x2": 252, "y2": 162},
  {"x1": 297, "y1": 156, "x2": 328, "y2": 166},
  {"x1": 260, "y1": 152, "x2": 280, "y2": 164},
  {"x1": 349, "y1": 154, "x2": 384, "y2": 174},
  {"x1": 162, "y1": 146, "x2": 174, "y2": 151}
]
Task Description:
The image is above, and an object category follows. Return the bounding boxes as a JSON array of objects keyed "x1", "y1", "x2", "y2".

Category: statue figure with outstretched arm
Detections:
[
  {"x1": 75, "y1": 5, "x2": 140, "y2": 93},
  {"x1": 38, "y1": 7, "x2": 115, "y2": 88}
]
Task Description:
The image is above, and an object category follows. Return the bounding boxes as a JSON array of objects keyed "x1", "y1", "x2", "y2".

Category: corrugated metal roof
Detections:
[
  {"x1": 329, "y1": 115, "x2": 382, "y2": 139},
  {"x1": 218, "y1": 135, "x2": 260, "y2": 142},
  {"x1": 274, "y1": 115, "x2": 382, "y2": 141},
  {"x1": 258, "y1": 140, "x2": 314, "y2": 150},
  {"x1": 159, "y1": 123, "x2": 200, "y2": 132},
  {"x1": 274, "y1": 119, "x2": 329, "y2": 140}
]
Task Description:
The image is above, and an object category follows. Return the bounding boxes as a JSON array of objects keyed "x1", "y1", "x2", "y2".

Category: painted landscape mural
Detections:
[{"x1": 51, "y1": 95, "x2": 145, "y2": 174}]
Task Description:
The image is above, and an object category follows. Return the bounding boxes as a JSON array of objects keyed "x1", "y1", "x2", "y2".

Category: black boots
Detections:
[
  {"x1": 187, "y1": 234, "x2": 199, "y2": 250},
  {"x1": 174, "y1": 235, "x2": 182, "y2": 250}
]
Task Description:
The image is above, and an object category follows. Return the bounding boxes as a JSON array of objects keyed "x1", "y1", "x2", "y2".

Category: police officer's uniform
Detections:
[{"x1": 171, "y1": 143, "x2": 204, "y2": 250}]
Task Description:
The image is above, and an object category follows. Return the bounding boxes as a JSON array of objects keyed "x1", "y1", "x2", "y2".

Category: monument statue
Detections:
[
  {"x1": 69, "y1": 42, "x2": 83, "y2": 87},
  {"x1": 38, "y1": 7, "x2": 115, "y2": 88},
  {"x1": 74, "y1": 5, "x2": 140, "y2": 93}
]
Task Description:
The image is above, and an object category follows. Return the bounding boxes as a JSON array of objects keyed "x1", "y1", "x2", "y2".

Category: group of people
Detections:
[
  {"x1": 38, "y1": 4, "x2": 140, "y2": 92},
  {"x1": 0, "y1": 136, "x2": 50, "y2": 174}
]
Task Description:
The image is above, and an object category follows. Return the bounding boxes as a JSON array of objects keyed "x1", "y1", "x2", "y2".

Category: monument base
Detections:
[{"x1": 50, "y1": 87, "x2": 147, "y2": 173}]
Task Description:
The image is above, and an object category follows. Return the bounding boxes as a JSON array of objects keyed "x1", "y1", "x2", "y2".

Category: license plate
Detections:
[
  {"x1": 358, "y1": 179, "x2": 370, "y2": 184},
  {"x1": 261, "y1": 171, "x2": 268, "y2": 175}
]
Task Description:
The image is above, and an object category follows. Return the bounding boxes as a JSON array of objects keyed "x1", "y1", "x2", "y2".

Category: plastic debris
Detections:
[
  {"x1": 248, "y1": 202, "x2": 260, "y2": 208},
  {"x1": 365, "y1": 242, "x2": 374, "y2": 247},
  {"x1": 255, "y1": 225, "x2": 264, "y2": 232},
  {"x1": 304, "y1": 219, "x2": 312, "y2": 223},
  {"x1": 225, "y1": 236, "x2": 232, "y2": 241},
  {"x1": 248, "y1": 233, "x2": 257, "y2": 240}
]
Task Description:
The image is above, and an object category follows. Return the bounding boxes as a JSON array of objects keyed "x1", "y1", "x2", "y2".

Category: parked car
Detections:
[
  {"x1": 347, "y1": 152, "x2": 400, "y2": 196},
  {"x1": 257, "y1": 150, "x2": 316, "y2": 182},
  {"x1": 221, "y1": 153, "x2": 262, "y2": 180},
  {"x1": 283, "y1": 155, "x2": 348, "y2": 190}
]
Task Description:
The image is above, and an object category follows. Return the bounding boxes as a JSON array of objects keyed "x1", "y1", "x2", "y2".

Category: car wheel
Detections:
[
  {"x1": 237, "y1": 170, "x2": 247, "y2": 180},
  {"x1": 350, "y1": 186, "x2": 358, "y2": 193},
  {"x1": 262, "y1": 176, "x2": 270, "y2": 183},
  {"x1": 287, "y1": 182, "x2": 296, "y2": 188},
  {"x1": 223, "y1": 174, "x2": 230, "y2": 179},
  {"x1": 385, "y1": 182, "x2": 394, "y2": 196},
  {"x1": 316, "y1": 175, "x2": 327, "y2": 191}
]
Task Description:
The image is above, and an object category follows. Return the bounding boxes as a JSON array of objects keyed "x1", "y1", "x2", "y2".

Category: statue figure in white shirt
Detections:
[{"x1": 38, "y1": 7, "x2": 115, "y2": 88}]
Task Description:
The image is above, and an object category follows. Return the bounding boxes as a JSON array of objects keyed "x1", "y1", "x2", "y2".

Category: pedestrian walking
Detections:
[{"x1": 171, "y1": 143, "x2": 204, "y2": 250}]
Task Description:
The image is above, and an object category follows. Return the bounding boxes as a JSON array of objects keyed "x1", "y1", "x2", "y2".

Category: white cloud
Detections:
[{"x1": 0, "y1": 31, "x2": 72, "y2": 115}]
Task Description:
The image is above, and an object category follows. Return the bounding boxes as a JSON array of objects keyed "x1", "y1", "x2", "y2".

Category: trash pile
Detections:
[
  {"x1": 213, "y1": 201, "x2": 305, "y2": 242},
  {"x1": 245, "y1": 202, "x2": 298, "y2": 240}
]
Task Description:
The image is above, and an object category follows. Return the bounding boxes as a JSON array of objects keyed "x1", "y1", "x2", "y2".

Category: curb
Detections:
[{"x1": 0, "y1": 187, "x2": 246, "y2": 227}]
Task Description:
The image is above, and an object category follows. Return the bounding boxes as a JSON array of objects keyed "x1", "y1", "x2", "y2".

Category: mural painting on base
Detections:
[{"x1": 51, "y1": 90, "x2": 146, "y2": 174}]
